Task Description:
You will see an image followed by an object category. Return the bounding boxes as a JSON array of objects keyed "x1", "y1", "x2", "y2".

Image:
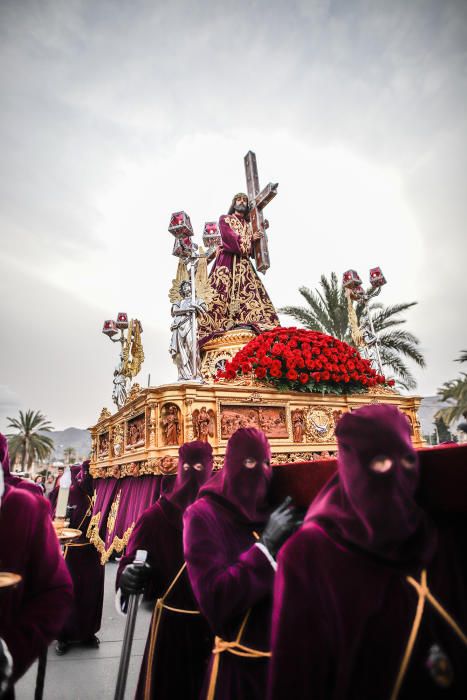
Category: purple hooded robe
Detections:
[
  {"x1": 117, "y1": 441, "x2": 214, "y2": 700},
  {"x1": 0, "y1": 484, "x2": 73, "y2": 694},
  {"x1": 197, "y1": 212, "x2": 279, "y2": 347},
  {"x1": 0, "y1": 433, "x2": 44, "y2": 499},
  {"x1": 268, "y1": 405, "x2": 467, "y2": 700},
  {"x1": 183, "y1": 428, "x2": 276, "y2": 700},
  {"x1": 58, "y1": 462, "x2": 104, "y2": 644}
]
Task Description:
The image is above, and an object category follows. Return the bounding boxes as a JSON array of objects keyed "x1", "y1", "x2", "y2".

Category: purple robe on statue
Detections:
[
  {"x1": 117, "y1": 442, "x2": 214, "y2": 700},
  {"x1": 197, "y1": 213, "x2": 279, "y2": 347},
  {"x1": 0, "y1": 433, "x2": 44, "y2": 499},
  {"x1": 183, "y1": 428, "x2": 276, "y2": 700},
  {"x1": 0, "y1": 485, "x2": 73, "y2": 688},
  {"x1": 268, "y1": 405, "x2": 467, "y2": 700},
  {"x1": 58, "y1": 462, "x2": 104, "y2": 644}
]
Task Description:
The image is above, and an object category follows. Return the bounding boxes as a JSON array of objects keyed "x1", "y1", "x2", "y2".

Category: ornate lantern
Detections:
[
  {"x1": 342, "y1": 269, "x2": 362, "y2": 289},
  {"x1": 102, "y1": 320, "x2": 118, "y2": 337},
  {"x1": 116, "y1": 312, "x2": 129, "y2": 330},
  {"x1": 203, "y1": 221, "x2": 221, "y2": 250},
  {"x1": 168, "y1": 211, "x2": 194, "y2": 238},
  {"x1": 172, "y1": 236, "x2": 198, "y2": 259},
  {"x1": 369, "y1": 267, "x2": 387, "y2": 288},
  {"x1": 350, "y1": 285, "x2": 365, "y2": 301}
]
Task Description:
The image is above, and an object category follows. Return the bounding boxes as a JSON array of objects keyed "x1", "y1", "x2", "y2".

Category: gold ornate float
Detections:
[{"x1": 89, "y1": 376, "x2": 423, "y2": 478}]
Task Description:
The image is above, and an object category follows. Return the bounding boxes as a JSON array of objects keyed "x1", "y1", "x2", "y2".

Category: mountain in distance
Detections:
[{"x1": 49, "y1": 427, "x2": 92, "y2": 461}]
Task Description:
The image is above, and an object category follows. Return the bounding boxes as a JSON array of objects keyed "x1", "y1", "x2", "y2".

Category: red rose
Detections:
[
  {"x1": 299, "y1": 372, "x2": 309, "y2": 384},
  {"x1": 255, "y1": 366, "x2": 267, "y2": 379},
  {"x1": 286, "y1": 369, "x2": 298, "y2": 381},
  {"x1": 241, "y1": 362, "x2": 252, "y2": 374},
  {"x1": 388, "y1": 379, "x2": 395, "y2": 386},
  {"x1": 312, "y1": 372, "x2": 321, "y2": 382}
]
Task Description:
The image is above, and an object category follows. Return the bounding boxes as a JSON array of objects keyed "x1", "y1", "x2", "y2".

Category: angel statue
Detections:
[
  {"x1": 168, "y1": 255, "x2": 212, "y2": 381},
  {"x1": 112, "y1": 357, "x2": 128, "y2": 408},
  {"x1": 169, "y1": 279, "x2": 207, "y2": 381}
]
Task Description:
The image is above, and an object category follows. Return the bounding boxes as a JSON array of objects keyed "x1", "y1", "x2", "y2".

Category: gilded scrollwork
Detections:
[
  {"x1": 112, "y1": 423, "x2": 124, "y2": 457},
  {"x1": 304, "y1": 407, "x2": 335, "y2": 443},
  {"x1": 98, "y1": 407, "x2": 112, "y2": 422},
  {"x1": 107, "y1": 491, "x2": 121, "y2": 535}
]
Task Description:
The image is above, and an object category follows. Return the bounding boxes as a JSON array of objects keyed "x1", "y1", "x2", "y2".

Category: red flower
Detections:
[
  {"x1": 299, "y1": 372, "x2": 309, "y2": 384},
  {"x1": 255, "y1": 366, "x2": 267, "y2": 379},
  {"x1": 286, "y1": 369, "x2": 298, "y2": 381}
]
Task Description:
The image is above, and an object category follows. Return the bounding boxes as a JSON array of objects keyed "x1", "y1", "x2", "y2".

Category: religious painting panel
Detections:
[
  {"x1": 98, "y1": 431, "x2": 110, "y2": 457},
  {"x1": 160, "y1": 403, "x2": 182, "y2": 446},
  {"x1": 126, "y1": 412, "x2": 146, "y2": 449},
  {"x1": 291, "y1": 408, "x2": 305, "y2": 443},
  {"x1": 220, "y1": 404, "x2": 288, "y2": 440},
  {"x1": 192, "y1": 406, "x2": 216, "y2": 443}
]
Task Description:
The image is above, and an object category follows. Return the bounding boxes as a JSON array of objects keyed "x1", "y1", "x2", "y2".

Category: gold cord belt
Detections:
[
  {"x1": 390, "y1": 569, "x2": 467, "y2": 700},
  {"x1": 144, "y1": 562, "x2": 199, "y2": 699},
  {"x1": 206, "y1": 608, "x2": 271, "y2": 700}
]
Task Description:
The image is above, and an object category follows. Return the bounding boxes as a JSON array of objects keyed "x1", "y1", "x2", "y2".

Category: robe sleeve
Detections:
[
  {"x1": 268, "y1": 527, "x2": 335, "y2": 699},
  {"x1": 219, "y1": 215, "x2": 242, "y2": 255},
  {"x1": 4, "y1": 499, "x2": 73, "y2": 681},
  {"x1": 183, "y1": 504, "x2": 274, "y2": 630}
]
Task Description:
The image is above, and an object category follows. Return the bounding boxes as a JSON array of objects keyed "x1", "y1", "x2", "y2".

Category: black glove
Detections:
[
  {"x1": 0, "y1": 637, "x2": 12, "y2": 699},
  {"x1": 260, "y1": 496, "x2": 302, "y2": 559},
  {"x1": 119, "y1": 561, "x2": 152, "y2": 597}
]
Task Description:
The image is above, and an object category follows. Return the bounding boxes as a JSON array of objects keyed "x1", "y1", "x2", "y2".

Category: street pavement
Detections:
[{"x1": 16, "y1": 561, "x2": 153, "y2": 700}]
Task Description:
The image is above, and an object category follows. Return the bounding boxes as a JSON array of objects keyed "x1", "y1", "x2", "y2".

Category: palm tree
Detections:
[
  {"x1": 435, "y1": 351, "x2": 467, "y2": 425},
  {"x1": 279, "y1": 272, "x2": 425, "y2": 390},
  {"x1": 6, "y1": 410, "x2": 55, "y2": 471}
]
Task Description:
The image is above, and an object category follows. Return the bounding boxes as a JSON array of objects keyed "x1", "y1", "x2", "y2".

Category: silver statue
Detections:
[
  {"x1": 112, "y1": 358, "x2": 129, "y2": 408},
  {"x1": 169, "y1": 280, "x2": 206, "y2": 381}
]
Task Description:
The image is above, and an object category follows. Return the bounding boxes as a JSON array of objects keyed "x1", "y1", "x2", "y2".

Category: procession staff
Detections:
[
  {"x1": 117, "y1": 441, "x2": 214, "y2": 699},
  {"x1": 183, "y1": 428, "x2": 299, "y2": 700},
  {"x1": 268, "y1": 404, "x2": 467, "y2": 699},
  {"x1": 0, "y1": 466, "x2": 73, "y2": 699}
]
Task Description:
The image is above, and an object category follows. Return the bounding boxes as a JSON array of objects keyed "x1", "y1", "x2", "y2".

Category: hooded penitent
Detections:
[
  {"x1": 306, "y1": 403, "x2": 436, "y2": 566},
  {"x1": 159, "y1": 441, "x2": 213, "y2": 528},
  {"x1": 199, "y1": 427, "x2": 272, "y2": 526},
  {"x1": 0, "y1": 432, "x2": 43, "y2": 498}
]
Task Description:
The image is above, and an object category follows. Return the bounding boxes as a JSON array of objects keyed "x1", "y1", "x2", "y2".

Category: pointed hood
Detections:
[
  {"x1": 199, "y1": 428, "x2": 272, "y2": 526},
  {"x1": 306, "y1": 404, "x2": 436, "y2": 566},
  {"x1": 160, "y1": 441, "x2": 213, "y2": 528}
]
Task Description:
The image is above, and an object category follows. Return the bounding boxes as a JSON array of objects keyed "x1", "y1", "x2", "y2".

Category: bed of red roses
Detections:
[{"x1": 216, "y1": 327, "x2": 394, "y2": 394}]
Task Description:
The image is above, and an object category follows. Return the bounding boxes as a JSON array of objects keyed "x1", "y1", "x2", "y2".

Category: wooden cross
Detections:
[{"x1": 244, "y1": 151, "x2": 278, "y2": 274}]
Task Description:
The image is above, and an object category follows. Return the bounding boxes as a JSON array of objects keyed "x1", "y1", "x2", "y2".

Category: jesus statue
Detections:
[{"x1": 197, "y1": 192, "x2": 279, "y2": 346}]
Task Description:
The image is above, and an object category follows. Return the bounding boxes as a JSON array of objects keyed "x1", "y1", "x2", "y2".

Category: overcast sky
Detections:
[{"x1": 1, "y1": 0, "x2": 466, "y2": 431}]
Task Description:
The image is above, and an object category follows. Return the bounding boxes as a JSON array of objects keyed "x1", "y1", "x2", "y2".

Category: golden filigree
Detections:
[
  {"x1": 98, "y1": 408, "x2": 112, "y2": 422},
  {"x1": 169, "y1": 259, "x2": 190, "y2": 303},
  {"x1": 112, "y1": 423, "x2": 124, "y2": 458},
  {"x1": 107, "y1": 491, "x2": 121, "y2": 535},
  {"x1": 126, "y1": 383, "x2": 143, "y2": 403},
  {"x1": 195, "y1": 247, "x2": 214, "y2": 307},
  {"x1": 121, "y1": 320, "x2": 145, "y2": 379},
  {"x1": 304, "y1": 407, "x2": 335, "y2": 443},
  {"x1": 224, "y1": 215, "x2": 253, "y2": 256},
  {"x1": 197, "y1": 258, "x2": 279, "y2": 340}
]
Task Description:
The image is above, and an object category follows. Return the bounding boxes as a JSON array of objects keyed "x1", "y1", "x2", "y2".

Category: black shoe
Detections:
[
  {"x1": 83, "y1": 635, "x2": 100, "y2": 648},
  {"x1": 55, "y1": 641, "x2": 69, "y2": 656}
]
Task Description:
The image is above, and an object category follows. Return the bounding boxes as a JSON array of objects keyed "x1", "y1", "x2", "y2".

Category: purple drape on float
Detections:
[
  {"x1": 91, "y1": 476, "x2": 163, "y2": 561},
  {"x1": 105, "y1": 476, "x2": 162, "y2": 550}
]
